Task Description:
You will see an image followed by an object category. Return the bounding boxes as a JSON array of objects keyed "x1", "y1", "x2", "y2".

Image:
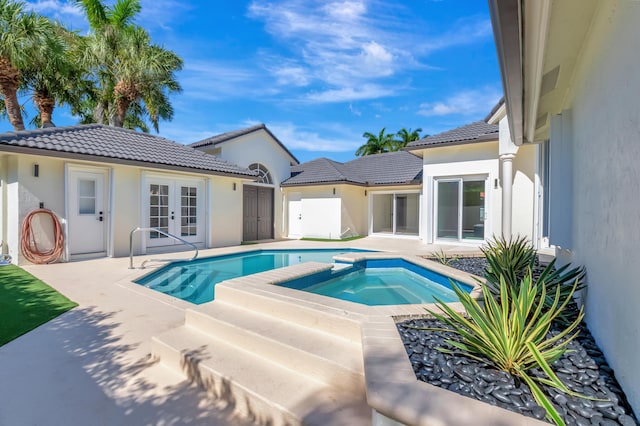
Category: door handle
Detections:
[
  {"x1": 98, "y1": 211, "x2": 103, "y2": 222},
  {"x1": 298, "y1": 214, "x2": 302, "y2": 220},
  {"x1": 171, "y1": 211, "x2": 175, "y2": 220}
]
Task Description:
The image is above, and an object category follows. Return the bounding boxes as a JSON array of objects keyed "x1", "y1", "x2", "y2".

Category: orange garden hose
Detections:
[{"x1": 20, "y1": 208, "x2": 65, "y2": 264}]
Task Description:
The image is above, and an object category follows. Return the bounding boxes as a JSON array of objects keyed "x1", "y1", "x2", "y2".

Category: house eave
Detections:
[
  {"x1": 0, "y1": 145, "x2": 258, "y2": 180},
  {"x1": 405, "y1": 134, "x2": 499, "y2": 152},
  {"x1": 489, "y1": 0, "x2": 525, "y2": 145}
]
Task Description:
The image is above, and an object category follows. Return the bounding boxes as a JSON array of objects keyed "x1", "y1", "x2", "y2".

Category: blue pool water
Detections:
[
  {"x1": 135, "y1": 249, "x2": 371, "y2": 304},
  {"x1": 280, "y1": 258, "x2": 473, "y2": 306}
]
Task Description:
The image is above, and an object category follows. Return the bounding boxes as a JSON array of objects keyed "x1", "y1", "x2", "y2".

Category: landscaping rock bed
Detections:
[
  {"x1": 445, "y1": 256, "x2": 489, "y2": 277},
  {"x1": 397, "y1": 318, "x2": 638, "y2": 425}
]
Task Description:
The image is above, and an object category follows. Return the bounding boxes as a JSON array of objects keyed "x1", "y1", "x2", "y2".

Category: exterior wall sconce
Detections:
[
  {"x1": 33, "y1": 163, "x2": 39, "y2": 177},
  {"x1": 232, "y1": 182, "x2": 237, "y2": 191},
  {"x1": 365, "y1": 190, "x2": 367, "y2": 196},
  {"x1": 333, "y1": 188, "x2": 336, "y2": 195}
]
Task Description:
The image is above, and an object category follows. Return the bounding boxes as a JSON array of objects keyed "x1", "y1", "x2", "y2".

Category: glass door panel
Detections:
[
  {"x1": 180, "y1": 186, "x2": 197, "y2": 237},
  {"x1": 149, "y1": 184, "x2": 170, "y2": 240},
  {"x1": 437, "y1": 181, "x2": 460, "y2": 238},
  {"x1": 372, "y1": 194, "x2": 393, "y2": 233},
  {"x1": 396, "y1": 193, "x2": 419, "y2": 235},
  {"x1": 462, "y1": 180, "x2": 485, "y2": 240}
]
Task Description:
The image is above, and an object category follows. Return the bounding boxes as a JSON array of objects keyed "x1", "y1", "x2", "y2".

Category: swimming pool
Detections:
[
  {"x1": 135, "y1": 248, "x2": 371, "y2": 304},
  {"x1": 279, "y1": 258, "x2": 473, "y2": 306}
]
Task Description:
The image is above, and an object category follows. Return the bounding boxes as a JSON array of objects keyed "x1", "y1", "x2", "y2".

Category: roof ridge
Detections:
[
  {"x1": 322, "y1": 157, "x2": 350, "y2": 180},
  {"x1": 190, "y1": 123, "x2": 265, "y2": 147}
]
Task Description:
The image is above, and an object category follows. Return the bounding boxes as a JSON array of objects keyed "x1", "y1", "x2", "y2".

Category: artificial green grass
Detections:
[
  {"x1": 300, "y1": 235, "x2": 365, "y2": 242},
  {"x1": 0, "y1": 265, "x2": 77, "y2": 346}
]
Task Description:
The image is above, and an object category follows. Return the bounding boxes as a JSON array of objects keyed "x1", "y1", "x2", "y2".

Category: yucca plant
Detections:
[
  {"x1": 481, "y1": 236, "x2": 586, "y2": 323},
  {"x1": 481, "y1": 235, "x2": 537, "y2": 288},
  {"x1": 424, "y1": 274, "x2": 587, "y2": 425},
  {"x1": 431, "y1": 248, "x2": 456, "y2": 266}
]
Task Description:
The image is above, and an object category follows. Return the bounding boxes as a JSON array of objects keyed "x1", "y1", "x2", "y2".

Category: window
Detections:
[
  {"x1": 248, "y1": 163, "x2": 273, "y2": 184},
  {"x1": 78, "y1": 179, "x2": 96, "y2": 215}
]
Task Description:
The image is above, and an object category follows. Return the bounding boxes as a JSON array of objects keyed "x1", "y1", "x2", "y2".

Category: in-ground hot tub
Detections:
[{"x1": 279, "y1": 258, "x2": 474, "y2": 306}]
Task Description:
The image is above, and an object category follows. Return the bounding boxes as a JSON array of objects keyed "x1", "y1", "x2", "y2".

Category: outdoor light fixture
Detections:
[
  {"x1": 232, "y1": 182, "x2": 237, "y2": 191},
  {"x1": 333, "y1": 188, "x2": 336, "y2": 195},
  {"x1": 33, "y1": 164, "x2": 39, "y2": 177},
  {"x1": 365, "y1": 190, "x2": 367, "y2": 196}
]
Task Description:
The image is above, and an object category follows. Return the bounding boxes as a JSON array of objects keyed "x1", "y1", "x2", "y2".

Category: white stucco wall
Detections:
[
  {"x1": 283, "y1": 185, "x2": 343, "y2": 239},
  {"x1": 209, "y1": 177, "x2": 244, "y2": 247},
  {"x1": 198, "y1": 130, "x2": 294, "y2": 239},
  {"x1": 0, "y1": 151, "x2": 251, "y2": 264},
  {"x1": 511, "y1": 144, "x2": 536, "y2": 240},
  {"x1": 10, "y1": 155, "x2": 66, "y2": 264},
  {"x1": 421, "y1": 142, "x2": 502, "y2": 244},
  {"x1": 553, "y1": 1, "x2": 640, "y2": 413},
  {"x1": 0, "y1": 155, "x2": 7, "y2": 256},
  {"x1": 418, "y1": 141, "x2": 535, "y2": 244},
  {"x1": 111, "y1": 165, "x2": 140, "y2": 257},
  {"x1": 339, "y1": 185, "x2": 367, "y2": 236}
]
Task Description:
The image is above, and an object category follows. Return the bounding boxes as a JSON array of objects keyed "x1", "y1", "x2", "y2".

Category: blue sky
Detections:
[{"x1": 4, "y1": 0, "x2": 502, "y2": 163}]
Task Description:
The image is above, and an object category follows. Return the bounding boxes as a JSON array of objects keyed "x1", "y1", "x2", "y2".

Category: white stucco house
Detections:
[
  {"x1": 189, "y1": 124, "x2": 299, "y2": 242},
  {"x1": 282, "y1": 101, "x2": 545, "y2": 249},
  {"x1": 0, "y1": 125, "x2": 259, "y2": 264},
  {"x1": 1, "y1": 105, "x2": 546, "y2": 265},
  {"x1": 489, "y1": 0, "x2": 640, "y2": 415}
]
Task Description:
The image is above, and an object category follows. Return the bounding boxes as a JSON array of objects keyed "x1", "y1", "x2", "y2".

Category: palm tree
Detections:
[
  {"x1": 356, "y1": 127, "x2": 397, "y2": 156},
  {"x1": 74, "y1": 0, "x2": 182, "y2": 131},
  {"x1": 110, "y1": 27, "x2": 182, "y2": 129},
  {"x1": 0, "y1": 0, "x2": 52, "y2": 131},
  {"x1": 22, "y1": 24, "x2": 89, "y2": 127},
  {"x1": 394, "y1": 127, "x2": 423, "y2": 150}
]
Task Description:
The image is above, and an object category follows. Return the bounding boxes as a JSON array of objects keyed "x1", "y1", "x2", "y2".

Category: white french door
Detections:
[
  {"x1": 146, "y1": 177, "x2": 204, "y2": 247},
  {"x1": 434, "y1": 177, "x2": 488, "y2": 242}
]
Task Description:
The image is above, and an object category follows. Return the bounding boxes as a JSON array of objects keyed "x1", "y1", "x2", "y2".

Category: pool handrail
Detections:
[{"x1": 129, "y1": 227, "x2": 199, "y2": 269}]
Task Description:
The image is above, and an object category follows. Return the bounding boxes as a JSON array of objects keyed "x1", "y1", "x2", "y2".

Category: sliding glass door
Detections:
[
  {"x1": 435, "y1": 178, "x2": 486, "y2": 241},
  {"x1": 371, "y1": 192, "x2": 419, "y2": 236}
]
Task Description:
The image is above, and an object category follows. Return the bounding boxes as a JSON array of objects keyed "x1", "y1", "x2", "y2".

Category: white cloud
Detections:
[
  {"x1": 272, "y1": 66, "x2": 311, "y2": 87},
  {"x1": 247, "y1": 1, "x2": 492, "y2": 104},
  {"x1": 322, "y1": 1, "x2": 366, "y2": 20},
  {"x1": 138, "y1": 0, "x2": 193, "y2": 31},
  {"x1": 349, "y1": 104, "x2": 362, "y2": 116},
  {"x1": 261, "y1": 122, "x2": 361, "y2": 152},
  {"x1": 26, "y1": 0, "x2": 86, "y2": 30},
  {"x1": 177, "y1": 60, "x2": 280, "y2": 101},
  {"x1": 305, "y1": 85, "x2": 393, "y2": 103},
  {"x1": 417, "y1": 87, "x2": 502, "y2": 117},
  {"x1": 26, "y1": 0, "x2": 82, "y2": 16}
]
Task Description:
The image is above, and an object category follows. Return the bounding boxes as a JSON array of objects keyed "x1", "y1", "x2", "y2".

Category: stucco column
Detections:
[{"x1": 500, "y1": 153, "x2": 515, "y2": 238}]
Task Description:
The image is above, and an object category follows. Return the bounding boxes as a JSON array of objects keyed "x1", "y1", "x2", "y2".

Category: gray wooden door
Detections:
[
  {"x1": 257, "y1": 187, "x2": 274, "y2": 240},
  {"x1": 243, "y1": 186, "x2": 273, "y2": 241}
]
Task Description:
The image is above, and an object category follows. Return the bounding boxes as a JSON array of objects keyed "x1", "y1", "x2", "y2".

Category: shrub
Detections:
[
  {"x1": 431, "y1": 248, "x2": 457, "y2": 266},
  {"x1": 481, "y1": 235, "x2": 536, "y2": 288},
  {"x1": 481, "y1": 236, "x2": 585, "y2": 322},
  {"x1": 424, "y1": 274, "x2": 587, "y2": 425}
]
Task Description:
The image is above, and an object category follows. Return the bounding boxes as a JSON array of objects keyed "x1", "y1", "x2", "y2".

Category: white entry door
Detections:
[
  {"x1": 68, "y1": 169, "x2": 108, "y2": 255},
  {"x1": 288, "y1": 192, "x2": 302, "y2": 237},
  {"x1": 146, "y1": 177, "x2": 204, "y2": 247}
]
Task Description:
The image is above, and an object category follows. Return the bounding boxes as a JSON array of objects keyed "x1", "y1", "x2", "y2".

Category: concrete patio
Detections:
[{"x1": 0, "y1": 237, "x2": 480, "y2": 425}]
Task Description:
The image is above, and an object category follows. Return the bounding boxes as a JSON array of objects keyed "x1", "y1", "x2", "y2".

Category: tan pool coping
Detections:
[{"x1": 3, "y1": 237, "x2": 545, "y2": 425}]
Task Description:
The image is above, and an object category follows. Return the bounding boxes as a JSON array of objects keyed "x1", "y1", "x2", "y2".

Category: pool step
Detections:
[
  {"x1": 214, "y1": 279, "x2": 366, "y2": 342},
  {"x1": 169, "y1": 269, "x2": 216, "y2": 300},
  {"x1": 152, "y1": 325, "x2": 371, "y2": 426},
  {"x1": 185, "y1": 301, "x2": 364, "y2": 394}
]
